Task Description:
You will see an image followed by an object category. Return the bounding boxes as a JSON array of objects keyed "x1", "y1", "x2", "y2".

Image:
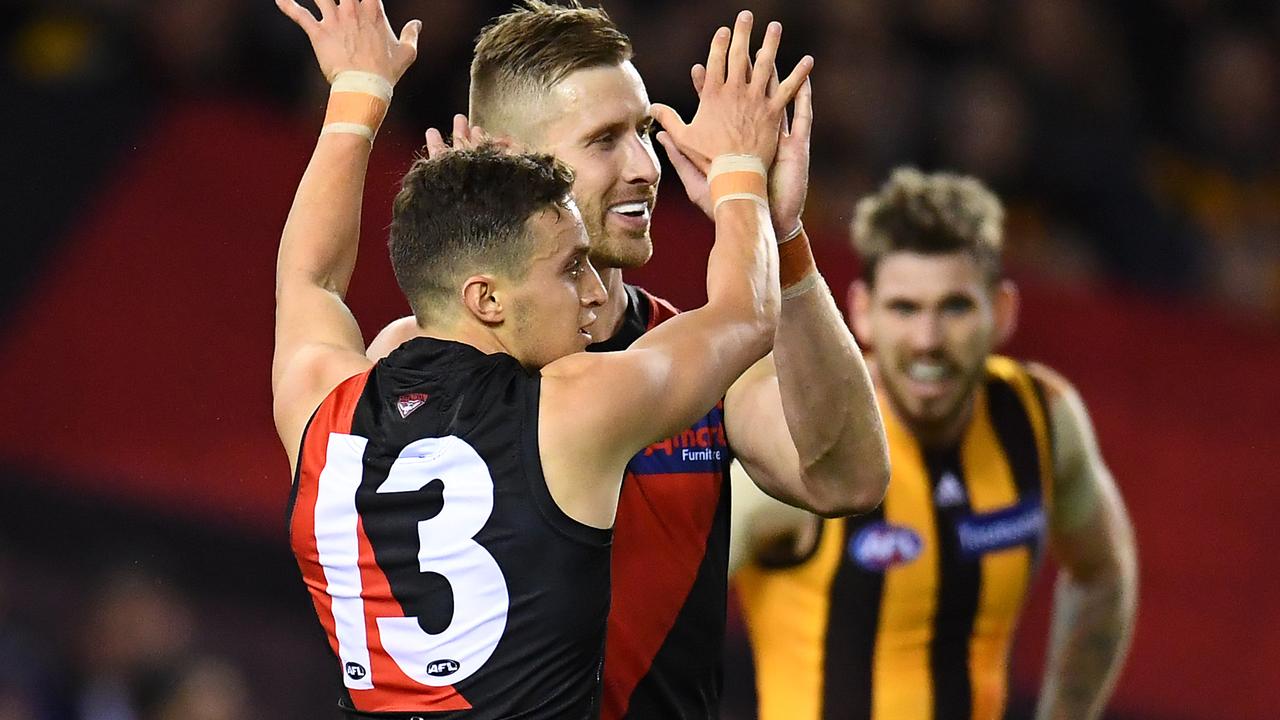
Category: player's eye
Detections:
[{"x1": 941, "y1": 296, "x2": 976, "y2": 314}]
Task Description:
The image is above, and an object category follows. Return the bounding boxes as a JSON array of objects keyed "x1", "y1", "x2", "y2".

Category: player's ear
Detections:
[
  {"x1": 462, "y1": 275, "x2": 505, "y2": 324},
  {"x1": 993, "y1": 279, "x2": 1019, "y2": 346},
  {"x1": 848, "y1": 280, "x2": 874, "y2": 347}
]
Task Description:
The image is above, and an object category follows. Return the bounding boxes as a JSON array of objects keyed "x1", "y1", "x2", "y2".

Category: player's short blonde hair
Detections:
[
  {"x1": 851, "y1": 167, "x2": 1005, "y2": 286},
  {"x1": 470, "y1": 1, "x2": 632, "y2": 136}
]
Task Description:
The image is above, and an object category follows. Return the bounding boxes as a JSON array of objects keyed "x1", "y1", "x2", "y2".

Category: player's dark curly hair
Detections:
[
  {"x1": 389, "y1": 145, "x2": 575, "y2": 324},
  {"x1": 851, "y1": 167, "x2": 1005, "y2": 287}
]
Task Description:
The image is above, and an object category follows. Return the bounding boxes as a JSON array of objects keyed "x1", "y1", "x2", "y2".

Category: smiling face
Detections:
[
  {"x1": 529, "y1": 62, "x2": 661, "y2": 269},
  {"x1": 499, "y1": 202, "x2": 607, "y2": 369},
  {"x1": 852, "y1": 251, "x2": 1017, "y2": 445}
]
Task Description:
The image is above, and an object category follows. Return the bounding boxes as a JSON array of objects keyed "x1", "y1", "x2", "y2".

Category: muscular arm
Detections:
[
  {"x1": 663, "y1": 54, "x2": 888, "y2": 518},
  {"x1": 271, "y1": 0, "x2": 420, "y2": 469},
  {"x1": 725, "y1": 276, "x2": 889, "y2": 517},
  {"x1": 1030, "y1": 363, "x2": 1138, "y2": 720}
]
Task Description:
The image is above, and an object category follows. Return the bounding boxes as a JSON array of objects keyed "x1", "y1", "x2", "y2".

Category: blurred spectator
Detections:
[
  {"x1": 133, "y1": 657, "x2": 251, "y2": 720},
  {"x1": 1149, "y1": 26, "x2": 1280, "y2": 316}
]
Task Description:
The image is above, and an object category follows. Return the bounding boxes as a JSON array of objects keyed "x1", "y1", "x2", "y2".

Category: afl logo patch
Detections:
[
  {"x1": 427, "y1": 659, "x2": 460, "y2": 677},
  {"x1": 345, "y1": 662, "x2": 367, "y2": 680},
  {"x1": 849, "y1": 522, "x2": 923, "y2": 571}
]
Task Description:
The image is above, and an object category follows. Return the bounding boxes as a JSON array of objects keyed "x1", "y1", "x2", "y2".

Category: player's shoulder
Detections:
[
  {"x1": 1021, "y1": 360, "x2": 1080, "y2": 403},
  {"x1": 986, "y1": 355, "x2": 1076, "y2": 399}
]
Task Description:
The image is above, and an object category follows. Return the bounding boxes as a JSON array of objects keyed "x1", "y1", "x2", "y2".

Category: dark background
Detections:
[{"x1": 1, "y1": 0, "x2": 1277, "y2": 718}]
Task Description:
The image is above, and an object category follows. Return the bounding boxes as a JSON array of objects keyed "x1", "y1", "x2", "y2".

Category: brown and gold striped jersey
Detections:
[{"x1": 736, "y1": 356, "x2": 1054, "y2": 720}]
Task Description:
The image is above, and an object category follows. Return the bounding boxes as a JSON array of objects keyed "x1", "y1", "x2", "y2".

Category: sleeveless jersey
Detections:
[
  {"x1": 737, "y1": 356, "x2": 1055, "y2": 720},
  {"x1": 588, "y1": 285, "x2": 734, "y2": 720},
  {"x1": 288, "y1": 338, "x2": 612, "y2": 718}
]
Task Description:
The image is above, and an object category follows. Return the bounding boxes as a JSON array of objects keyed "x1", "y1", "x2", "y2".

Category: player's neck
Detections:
[
  {"x1": 417, "y1": 321, "x2": 509, "y2": 360},
  {"x1": 586, "y1": 267, "x2": 630, "y2": 342}
]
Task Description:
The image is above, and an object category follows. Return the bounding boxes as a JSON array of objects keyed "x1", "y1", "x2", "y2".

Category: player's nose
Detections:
[
  {"x1": 580, "y1": 259, "x2": 607, "y2": 308},
  {"x1": 623, "y1": 133, "x2": 660, "y2": 186},
  {"x1": 908, "y1": 313, "x2": 944, "y2": 351}
]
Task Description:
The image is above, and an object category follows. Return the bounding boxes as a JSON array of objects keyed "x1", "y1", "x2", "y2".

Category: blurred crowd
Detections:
[
  {"x1": 0, "y1": 552, "x2": 252, "y2": 720},
  {"x1": 7, "y1": 0, "x2": 1280, "y2": 319},
  {"x1": 1, "y1": 1, "x2": 1278, "y2": 717}
]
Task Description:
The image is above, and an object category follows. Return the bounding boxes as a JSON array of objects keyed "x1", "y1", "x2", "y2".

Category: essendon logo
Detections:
[{"x1": 396, "y1": 392, "x2": 429, "y2": 418}]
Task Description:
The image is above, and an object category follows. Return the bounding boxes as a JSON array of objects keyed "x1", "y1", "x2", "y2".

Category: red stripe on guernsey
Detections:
[
  {"x1": 602, "y1": 469, "x2": 722, "y2": 719},
  {"x1": 291, "y1": 369, "x2": 470, "y2": 712},
  {"x1": 292, "y1": 370, "x2": 372, "y2": 665},
  {"x1": 350, "y1": 518, "x2": 471, "y2": 711}
]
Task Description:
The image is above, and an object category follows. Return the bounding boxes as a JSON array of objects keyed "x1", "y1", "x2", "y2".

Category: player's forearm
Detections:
[
  {"x1": 276, "y1": 133, "x2": 373, "y2": 298},
  {"x1": 703, "y1": 189, "x2": 780, "y2": 360},
  {"x1": 1035, "y1": 565, "x2": 1137, "y2": 720},
  {"x1": 771, "y1": 277, "x2": 888, "y2": 515}
]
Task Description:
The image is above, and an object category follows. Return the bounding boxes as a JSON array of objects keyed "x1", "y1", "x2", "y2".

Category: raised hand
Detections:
[
  {"x1": 276, "y1": 0, "x2": 421, "y2": 85},
  {"x1": 660, "y1": 53, "x2": 813, "y2": 235},
  {"x1": 651, "y1": 12, "x2": 812, "y2": 170}
]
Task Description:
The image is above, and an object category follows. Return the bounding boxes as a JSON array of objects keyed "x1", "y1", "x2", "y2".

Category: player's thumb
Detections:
[
  {"x1": 649, "y1": 103, "x2": 687, "y2": 138},
  {"x1": 399, "y1": 19, "x2": 422, "y2": 57}
]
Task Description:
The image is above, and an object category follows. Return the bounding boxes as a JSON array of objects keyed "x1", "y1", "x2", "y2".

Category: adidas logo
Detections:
[{"x1": 934, "y1": 471, "x2": 967, "y2": 508}]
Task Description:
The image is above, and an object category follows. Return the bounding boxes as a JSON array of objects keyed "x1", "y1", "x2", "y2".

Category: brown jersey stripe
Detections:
[
  {"x1": 925, "y1": 445, "x2": 979, "y2": 720},
  {"x1": 737, "y1": 357, "x2": 1055, "y2": 720},
  {"x1": 962, "y1": 382, "x2": 1029, "y2": 720}
]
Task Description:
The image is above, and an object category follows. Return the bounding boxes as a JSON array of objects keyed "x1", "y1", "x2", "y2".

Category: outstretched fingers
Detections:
[
  {"x1": 313, "y1": 0, "x2": 337, "y2": 20},
  {"x1": 725, "y1": 11, "x2": 754, "y2": 85},
  {"x1": 650, "y1": 103, "x2": 689, "y2": 141},
  {"x1": 750, "y1": 21, "x2": 781, "y2": 96},
  {"x1": 704, "y1": 27, "x2": 731, "y2": 89},
  {"x1": 275, "y1": 0, "x2": 319, "y2": 34},
  {"x1": 773, "y1": 55, "x2": 815, "y2": 111},
  {"x1": 790, "y1": 77, "x2": 813, "y2": 144}
]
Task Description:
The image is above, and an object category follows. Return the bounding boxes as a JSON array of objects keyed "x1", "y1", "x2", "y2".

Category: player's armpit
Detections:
[
  {"x1": 272, "y1": 339, "x2": 373, "y2": 475},
  {"x1": 1028, "y1": 363, "x2": 1128, "y2": 535},
  {"x1": 728, "y1": 460, "x2": 812, "y2": 575}
]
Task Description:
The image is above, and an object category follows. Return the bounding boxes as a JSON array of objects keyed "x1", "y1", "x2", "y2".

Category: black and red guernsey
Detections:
[
  {"x1": 289, "y1": 338, "x2": 611, "y2": 718},
  {"x1": 588, "y1": 285, "x2": 734, "y2": 720}
]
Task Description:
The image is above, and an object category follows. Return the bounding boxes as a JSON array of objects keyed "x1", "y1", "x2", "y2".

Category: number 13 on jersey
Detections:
[{"x1": 312, "y1": 432, "x2": 510, "y2": 689}]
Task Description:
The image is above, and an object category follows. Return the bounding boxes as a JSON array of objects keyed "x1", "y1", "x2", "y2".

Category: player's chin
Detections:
[{"x1": 592, "y1": 233, "x2": 652, "y2": 270}]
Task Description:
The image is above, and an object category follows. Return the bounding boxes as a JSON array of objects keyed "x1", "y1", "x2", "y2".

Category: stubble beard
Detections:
[
  {"x1": 583, "y1": 210, "x2": 653, "y2": 270},
  {"x1": 882, "y1": 360, "x2": 984, "y2": 447}
]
